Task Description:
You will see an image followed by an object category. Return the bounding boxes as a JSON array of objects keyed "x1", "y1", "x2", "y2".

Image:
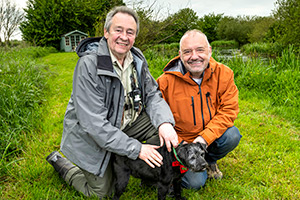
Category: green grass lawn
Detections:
[{"x1": 1, "y1": 52, "x2": 299, "y2": 199}]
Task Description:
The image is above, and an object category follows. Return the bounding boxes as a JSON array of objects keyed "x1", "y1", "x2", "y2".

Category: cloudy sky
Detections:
[
  {"x1": 124, "y1": 0, "x2": 277, "y2": 17},
  {"x1": 15, "y1": 0, "x2": 277, "y2": 17},
  {"x1": 12, "y1": 0, "x2": 277, "y2": 39}
]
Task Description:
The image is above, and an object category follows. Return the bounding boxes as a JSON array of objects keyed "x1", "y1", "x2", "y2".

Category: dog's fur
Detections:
[{"x1": 112, "y1": 143, "x2": 207, "y2": 200}]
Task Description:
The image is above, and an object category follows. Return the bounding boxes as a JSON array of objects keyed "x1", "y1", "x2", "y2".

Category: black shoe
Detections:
[{"x1": 46, "y1": 151, "x2": 75, "y2": 179}]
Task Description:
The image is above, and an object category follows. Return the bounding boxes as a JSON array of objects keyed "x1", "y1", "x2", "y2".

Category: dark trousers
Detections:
[{"x1": 123, "y1": 111, "x2": 160, "y2": 145}]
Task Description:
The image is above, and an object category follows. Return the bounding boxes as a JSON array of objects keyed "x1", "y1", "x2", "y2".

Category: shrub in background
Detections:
[
  {"x1": 241, "y1": 42, "x2": 285, "y2": 58},
  {"x1": 211, "y1": 40, "x2": 239, "y2": 49}
]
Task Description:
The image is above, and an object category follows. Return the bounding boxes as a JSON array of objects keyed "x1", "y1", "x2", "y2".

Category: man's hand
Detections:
[
  {"x1": 139, "y1": 144, "x2": 163, "y2": 168},
  {"x1": 158, "y1": 123, "x2": 178, "y2": 152},
  {"x1": 193, "y1": 136, "x2": 207, "y2": 148}
]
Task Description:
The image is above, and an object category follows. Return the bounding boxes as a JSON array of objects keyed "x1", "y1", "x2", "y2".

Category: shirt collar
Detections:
[{"x1": 109, "y1": 49, "x2": 133, "y2": 70}]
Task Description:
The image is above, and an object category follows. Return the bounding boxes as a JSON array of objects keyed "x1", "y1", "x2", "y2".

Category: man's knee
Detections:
[
  {"x1": 224, "y1": 126, "x2": 241, "y2": 147},
  {"x1": 68, "y1": 165, "x2": 114, "y2": 198},
  {"x1": 183, "y1": 178, "x2": 206, "y2": 190},
  {"x1": 181, "y1": 171, "x2": 207, "y2": 190},
  {"x1": 207, "y1": 126, "x2": 241, "y2": 159}
]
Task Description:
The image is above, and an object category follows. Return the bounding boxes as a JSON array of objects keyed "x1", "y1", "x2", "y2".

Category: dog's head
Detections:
[{"x1": 175, "y1": 142, "x2": 208, "y2": 172}]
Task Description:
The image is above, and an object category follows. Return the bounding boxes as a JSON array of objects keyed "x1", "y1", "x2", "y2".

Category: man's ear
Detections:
[
  {"x1": 104, "y1": 28, "x2": 108, "y2": 39},
  {"x1": 208, "y1": 46, "x2": 212, "y2": 58}
]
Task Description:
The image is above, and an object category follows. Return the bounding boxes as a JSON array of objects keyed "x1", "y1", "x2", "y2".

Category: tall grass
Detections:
[
  {"x1": 144, "y1": 43, "x2": 179, "y2": 78},
  {"x1": 214, "y1": 47, "x2": 299, "y2": 126},
  {"x1": 0, "y1": 47, "x2": 57, "y2": 178},
  {"x1": 241, "y1": 42, "x2": 285, "y2": 58},
  {"x1": 211, "y1": 40, "x2": 239, "y2": 49}
]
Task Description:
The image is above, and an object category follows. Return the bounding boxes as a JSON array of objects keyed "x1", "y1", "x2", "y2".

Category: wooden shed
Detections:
[{"x1": 60, "y1": 30, "x2": 88, "y2": 52}]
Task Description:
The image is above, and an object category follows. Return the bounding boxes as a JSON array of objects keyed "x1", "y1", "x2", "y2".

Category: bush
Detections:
[
  {"x1": 211, "y1": 40, "x2": 239, "y2": 49},
  {"x1": 241, "y1": 42, "x2": 285, "y2": 58},
  {"x1": 144, "y1": 43, "x2": 179, "y2": 79}
]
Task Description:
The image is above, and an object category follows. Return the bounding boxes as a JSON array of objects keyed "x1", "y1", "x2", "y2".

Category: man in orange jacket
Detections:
[{"x1": 157, "y1": 29, "x2": 241, "y2": 189}]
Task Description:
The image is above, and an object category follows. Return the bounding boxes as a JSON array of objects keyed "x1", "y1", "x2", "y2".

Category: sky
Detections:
[
  {"x1": 123, "y1": 0, "x2": 277, "y2": 18},
  {"x1": 11, "y1": 0, "x2": 277, "y2": 40}
]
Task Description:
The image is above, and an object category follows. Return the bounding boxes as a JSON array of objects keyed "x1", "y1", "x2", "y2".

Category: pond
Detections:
[{"x1": 213, "y1": 48, "x2": 270, "y2": 63}]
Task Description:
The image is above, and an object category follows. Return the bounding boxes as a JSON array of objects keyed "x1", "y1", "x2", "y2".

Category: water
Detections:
[{"x1": 213, "y1": 48, "x2": 270, "y2": 63}]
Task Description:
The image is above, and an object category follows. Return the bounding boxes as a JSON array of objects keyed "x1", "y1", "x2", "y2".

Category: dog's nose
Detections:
[{"x1": 201, "y1": 163, "x2": 207, "y2": 168}]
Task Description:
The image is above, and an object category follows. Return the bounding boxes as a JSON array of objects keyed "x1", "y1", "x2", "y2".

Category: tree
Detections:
[
  {"x1": 159, "y1": 8, "x2": 200, "y2": 44},
  {"x1": 94, "y1": 0, "x2": 125, "y2": 37},
  {"x1": 0, "y1": 0, "x2": 24, "y2": 45},
  {"x1": 216, "y1": 16, "x2": 255, "y2": 46},
  {"x1": 20, "y1": 0, "x2": 123, "y2": 49},
  {"x1": 272, "y1": 0, "x2": 300, "y2": 47},
  {"x1": 199, "y1": 13, "x2": 223, "y2": 42},
  {"x1": 248, "y1": 16, "x2": 275, "y2": 43}
]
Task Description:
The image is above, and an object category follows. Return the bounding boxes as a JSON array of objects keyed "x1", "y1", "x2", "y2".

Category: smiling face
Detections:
[
  {"x1": 179, "y1": 31, "x2": 212, "y2": 78},
  {"x1": 104, "y1": 12, "x2": 137, "y2": 64}
]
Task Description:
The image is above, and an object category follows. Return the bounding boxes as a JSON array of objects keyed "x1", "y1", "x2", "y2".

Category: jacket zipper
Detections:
[
  {"x1": 198, "y1": 85, "x2": 205, "y2": 130},
  {"x1": 98, "y1": 151, "x2": 108, "y2": 175},
  {"x1": 191, "y1": 96, "x2": 196, "y2": 126},
  {"x1": 113, "y1": 83, "x2": 122, "y2": 126},
  {"x1": 206, "y1": 92, "x2": 212, "y2": 120}
]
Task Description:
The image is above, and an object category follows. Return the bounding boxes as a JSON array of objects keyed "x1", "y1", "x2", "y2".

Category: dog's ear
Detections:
[
  {"x1": 176, "y1": 144, "x2": 189, "y2": 164},
  {"x1": 198, "y1": 142, "x2": 208, "y2": 153}
]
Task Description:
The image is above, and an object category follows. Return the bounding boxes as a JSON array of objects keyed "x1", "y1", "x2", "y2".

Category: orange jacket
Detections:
[{"x1": 157, "y1": 56, "x2": 239, "y2": 145}]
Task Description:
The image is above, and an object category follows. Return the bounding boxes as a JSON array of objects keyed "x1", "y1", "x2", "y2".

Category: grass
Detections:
[{"x1": 0, "y1": 47, "x2": 299, "y2": 199}]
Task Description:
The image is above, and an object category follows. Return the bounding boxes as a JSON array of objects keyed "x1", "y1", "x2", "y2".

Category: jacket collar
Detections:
[{"x1": 97, "y1": 38, "x2": 114, "y2": 72}]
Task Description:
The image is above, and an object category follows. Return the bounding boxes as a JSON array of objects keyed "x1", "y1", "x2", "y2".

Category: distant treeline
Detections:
[{"x1": 19, "y1": 0, "x2": 299, "y2": 51}]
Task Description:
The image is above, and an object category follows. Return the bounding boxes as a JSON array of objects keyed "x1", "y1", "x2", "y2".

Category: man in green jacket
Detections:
[{"x1": 46, "y1": 6, "x2": 178, "y2": 198}]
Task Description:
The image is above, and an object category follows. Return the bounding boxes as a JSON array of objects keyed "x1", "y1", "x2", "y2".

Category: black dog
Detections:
[{"x1": 112, "y1": 142, "x2": 207, "y2": 200}]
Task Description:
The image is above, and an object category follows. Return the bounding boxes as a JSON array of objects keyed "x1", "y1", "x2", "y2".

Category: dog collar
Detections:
[
  {"x1": 172, "y1": 147, "x2": 185, "y2": 166},
  {"x1": 172, "y1": 147, "x2": 188, "y2": 173}
]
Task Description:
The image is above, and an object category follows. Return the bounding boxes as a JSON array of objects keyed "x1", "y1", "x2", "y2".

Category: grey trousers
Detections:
[{"x1": 64, "y1": 111, "x2": 159, "y2": 198}]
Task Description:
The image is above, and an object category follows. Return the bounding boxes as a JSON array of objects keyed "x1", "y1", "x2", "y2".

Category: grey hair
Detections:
[
  {"x1": 179, "y1": 29, "x2": 211, "y2": 48},
  {"x1": 104, "y1": 6, "x2": 139, "y2": 36}
]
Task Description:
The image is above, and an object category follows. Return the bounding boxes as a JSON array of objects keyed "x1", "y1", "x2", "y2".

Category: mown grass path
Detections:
[{"x1": 1, "y1": 52, "x2": 299, "y2": 199}]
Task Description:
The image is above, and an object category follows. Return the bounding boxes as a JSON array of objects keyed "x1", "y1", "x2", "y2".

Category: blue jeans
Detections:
[{"x1": 181, "y1": 126, "x2": 241, "y2": 189}]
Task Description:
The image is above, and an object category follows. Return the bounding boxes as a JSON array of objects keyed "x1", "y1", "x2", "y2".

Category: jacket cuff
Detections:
[
  {"x1": 127, "y1": 141, "x2": 142, "y2": 160},
  {"x1": 200, "y1": 129, "x2": 217, "y2": 146}
]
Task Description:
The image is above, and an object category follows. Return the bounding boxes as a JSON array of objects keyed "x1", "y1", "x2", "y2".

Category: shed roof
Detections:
[{"x1": 62, "y1": 30, "x2": 88, "y2": 37}]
